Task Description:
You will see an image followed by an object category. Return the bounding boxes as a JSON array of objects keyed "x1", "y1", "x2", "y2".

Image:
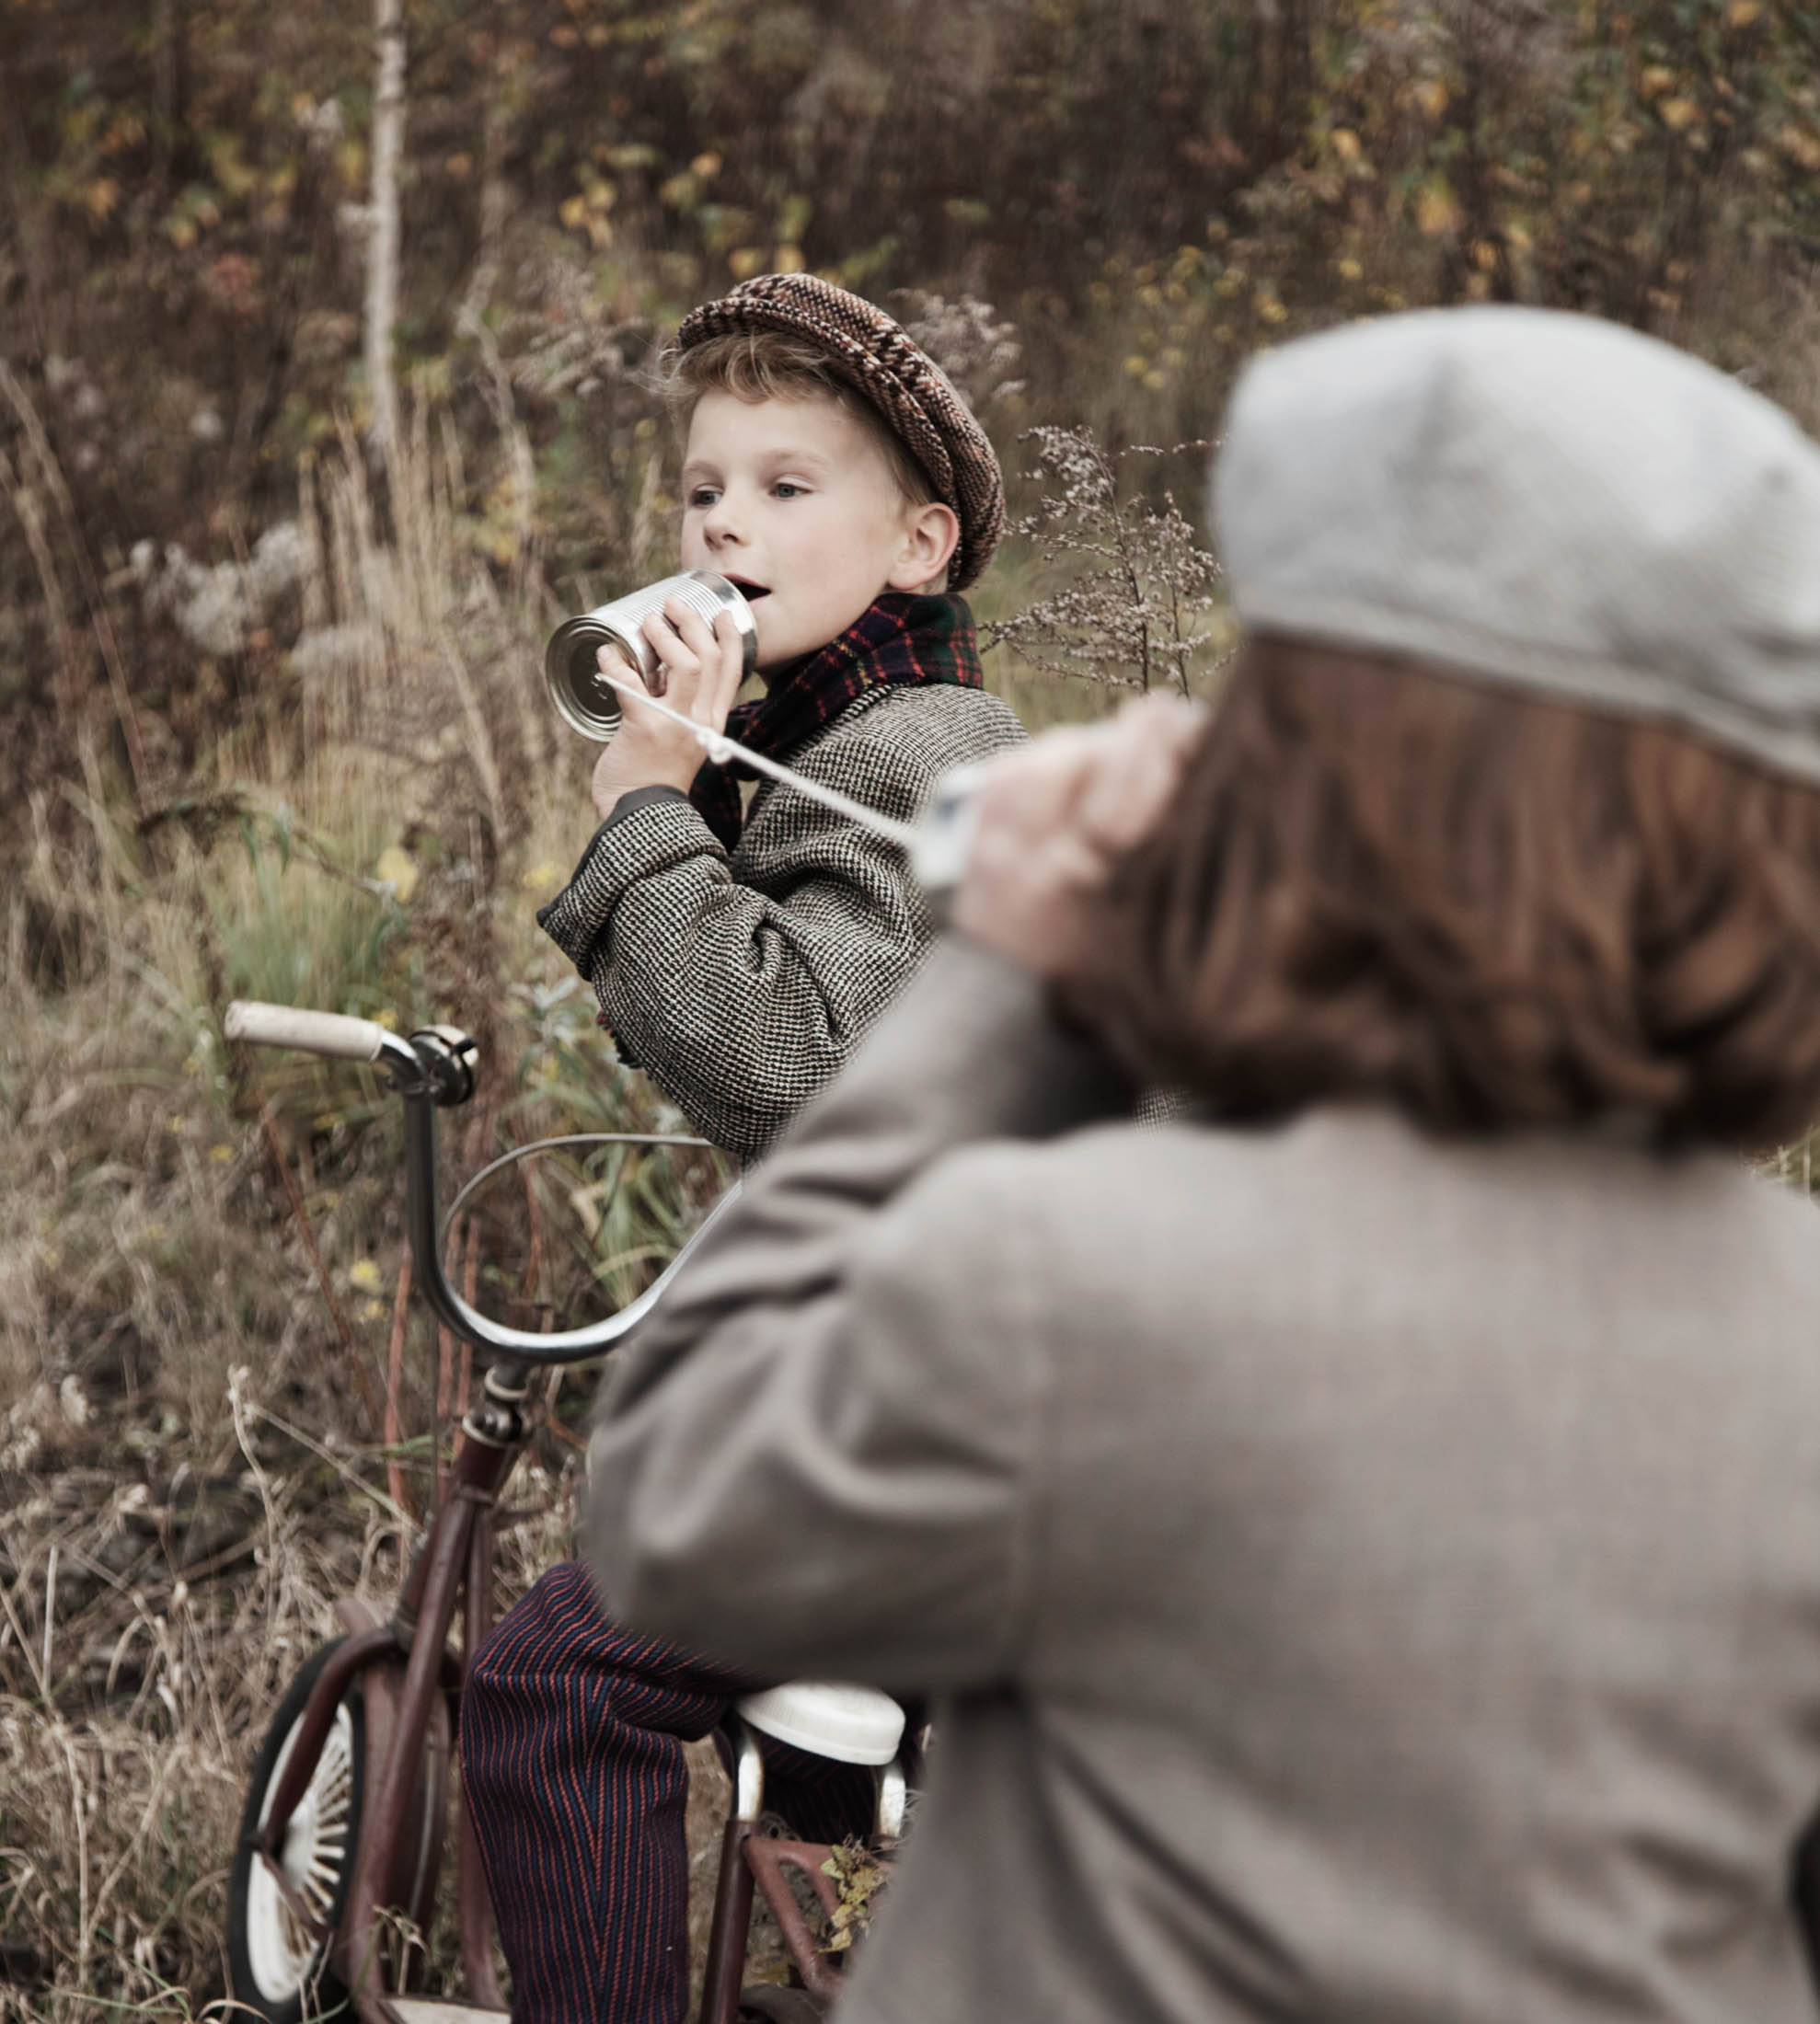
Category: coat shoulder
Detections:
[{"x1": 803, "y1": 684, "x2": 1027, "y2": 781}]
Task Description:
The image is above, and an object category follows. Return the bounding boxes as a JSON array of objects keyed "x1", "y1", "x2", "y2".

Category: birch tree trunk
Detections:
[{"x1": 364, "y1": 0, "x2": 407, "y2": 460}]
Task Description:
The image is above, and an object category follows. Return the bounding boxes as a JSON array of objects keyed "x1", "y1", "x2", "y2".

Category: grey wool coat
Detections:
[
  {"x1": 537, "y1": 683, "x2": 1025, "y2": 1159},
  {"x1": 586, "y1": 937, "x2": 1820, "y2": 2024}
]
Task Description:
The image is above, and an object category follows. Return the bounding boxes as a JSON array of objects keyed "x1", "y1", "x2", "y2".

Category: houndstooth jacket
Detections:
[{"x1": 537, "y1": 682, "x2": 1026, "y2": 1158}]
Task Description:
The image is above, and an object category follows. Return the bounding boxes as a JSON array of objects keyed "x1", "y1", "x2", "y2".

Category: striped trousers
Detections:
[{"x1": 460, "y1": 1562, "x2": 872, "y2": 2024}]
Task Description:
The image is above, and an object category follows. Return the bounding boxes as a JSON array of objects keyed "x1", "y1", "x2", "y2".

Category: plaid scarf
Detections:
[{"x1": 689, "y1": 592, "x2": 985, "y2": 850}]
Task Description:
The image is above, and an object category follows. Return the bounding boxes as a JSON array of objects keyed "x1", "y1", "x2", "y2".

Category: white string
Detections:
[{"x1": 598, "y1": 670, "x2": 920, "y2": 849}]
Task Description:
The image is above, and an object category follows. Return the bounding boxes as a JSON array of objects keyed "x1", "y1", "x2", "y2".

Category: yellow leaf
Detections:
[
  {"x1": 1330, "y1": 127, "x2": 1362, "y2": 164},
  {"x1": 1414, "y1": 181, "x2": 1463, "y2": 237},
  {"x1": 1639, "y1": 64, "x2": 1675, "y2": 98},
  {"x1": 1333, "y1": 256, "x2": 1364, "y2": 282},
  {"x1": 691, "y1": 151, "x2": 722, "y2": 178},
  {"x1": 728, "y1": 246, "x2": 766, "y2": 280},
  {"x1": 1657, "y1": 97, "x2": 1699, "y2": 132},
  {"x1": 776, "y1": 243, "x2": 805, "y2": 273},
  {"x1": 559, "y1": 194, "x2": 589, "y2": 231},
  {"x1": 348, "y1": 1258, "x2": 384, "y2": 1294},
  {"x1": 1413, "y1": 77, "x2": 1449, "y2": 120},
  {"x1": 375, "y1": 844, "x2": 419, "y2": 902},
  {"x1": 85, "y1": 178, "x2": 121, "y2": 222},
  {"x1": 1728, "y1": 0, "x2": 1762, "y2": 23}
]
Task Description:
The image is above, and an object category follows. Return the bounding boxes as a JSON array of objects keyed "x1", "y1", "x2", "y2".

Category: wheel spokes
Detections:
[{"x1": 248, "y1": 1704, "x2": 358, "y2": 1998}]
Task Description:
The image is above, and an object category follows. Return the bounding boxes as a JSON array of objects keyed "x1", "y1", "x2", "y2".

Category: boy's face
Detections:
[{"x1": 680, "y1": 390, "x2": 938, "y2": 673}]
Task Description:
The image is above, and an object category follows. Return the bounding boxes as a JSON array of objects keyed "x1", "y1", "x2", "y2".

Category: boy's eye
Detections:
[
  {"x1": 687, "y1": 486, "x2": 720, "y2": 509},
  {"x1": 772, "y1": 480, "x2": 807, "y2": 500}
]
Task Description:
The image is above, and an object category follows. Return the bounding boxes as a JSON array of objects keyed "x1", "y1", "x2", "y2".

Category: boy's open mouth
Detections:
[{"x1": 727, "y1": 578, "x2": 770, "y2": 601}]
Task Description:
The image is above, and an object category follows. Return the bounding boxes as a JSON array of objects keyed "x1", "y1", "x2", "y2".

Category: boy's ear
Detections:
[{"x1": 886, "y1": 500, "x2": 962, "y2": 592}]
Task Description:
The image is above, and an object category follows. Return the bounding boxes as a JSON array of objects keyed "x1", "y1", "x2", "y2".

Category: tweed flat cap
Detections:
[
  {"x1": 676, "y1": 272, "x2": 1006, "y2": 592},
  {"x1": 1214, "y1": 305, "x2": 1820, "y2": 788}
]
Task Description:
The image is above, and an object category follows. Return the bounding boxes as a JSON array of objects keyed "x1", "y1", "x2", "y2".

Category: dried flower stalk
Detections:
[{"x1": 985, "y1": 426, "x2": 1224, "y2": 697}]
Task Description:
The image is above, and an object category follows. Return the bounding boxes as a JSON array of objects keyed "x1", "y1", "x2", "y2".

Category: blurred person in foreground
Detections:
[{"x1": 582, "y1": 305, "x2": 1820, "y2": 2022}]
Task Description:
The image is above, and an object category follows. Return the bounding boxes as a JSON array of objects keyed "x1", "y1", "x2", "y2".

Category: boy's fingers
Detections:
[
  {"x1": 601, "y1": 643, "x2": 665, "y2": 718},
  {"x1": 1074, "y1": 696, "x2": 1208, "y2": 852},
  {"x1": 699, "y1": 608, "x2": 745, "y2": 719},
  {"x1": 642, "y1": 606, "x2": 705, "y2": 698},
  {"x1": 971, "y1": 725, "x2": 1101, "y2": 841}
]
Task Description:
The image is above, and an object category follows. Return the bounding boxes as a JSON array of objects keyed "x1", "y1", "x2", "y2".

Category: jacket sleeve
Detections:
[
  {"x1": 581, "y1": 937, "x2": 1135, "y2": 1687},
  {"x1": 538, "y1": 691, "x2": 1025, "y2": 1159},
  {"x1": 537, "y1": 783, "x2": 931, "y2": 1159}
]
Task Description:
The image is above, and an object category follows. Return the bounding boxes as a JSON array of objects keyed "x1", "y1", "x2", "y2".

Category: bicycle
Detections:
[{"x1": 220, "y1": 1000, "x2": 916, "y2": 2024}]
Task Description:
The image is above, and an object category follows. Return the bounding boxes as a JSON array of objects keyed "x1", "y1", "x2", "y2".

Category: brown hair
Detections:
[
  {"x1": 659, "y1": 328, "x2": 939, "y2": 512},
  {"x1": 1065, "y1": 638, "x2": 1820, "y2": 1149}
]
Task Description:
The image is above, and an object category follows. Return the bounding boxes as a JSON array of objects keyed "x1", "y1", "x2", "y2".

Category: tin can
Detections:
[{"x1": 543, "y1": 569, "x2": 759, "y2": 742}]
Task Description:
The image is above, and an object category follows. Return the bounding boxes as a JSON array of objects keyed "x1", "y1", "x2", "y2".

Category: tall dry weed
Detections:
[{"x1": 984, "y1": 426, "x2": 1227, "y2": 698}]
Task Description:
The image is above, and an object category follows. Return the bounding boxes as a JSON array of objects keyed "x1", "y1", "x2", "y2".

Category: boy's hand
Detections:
[
  {"x1": 590, "y1": 599, "x2": 748, "y2": 822},
  {"x1": 951, "y1": 694, "x2": 1206, "y2": 983}
]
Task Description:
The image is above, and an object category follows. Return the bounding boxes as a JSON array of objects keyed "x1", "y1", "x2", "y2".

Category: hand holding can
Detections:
[{"x1": 544, "y1": 570, "x2": 758, "y2": 742}]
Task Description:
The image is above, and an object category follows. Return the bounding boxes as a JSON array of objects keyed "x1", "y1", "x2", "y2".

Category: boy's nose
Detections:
[{"x1": 702, "y1": 495, "x2": 744, "y2": 546}]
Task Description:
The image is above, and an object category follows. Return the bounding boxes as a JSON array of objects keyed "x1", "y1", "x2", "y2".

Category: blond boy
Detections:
[
  {"x1": 535, "y1": 272, "x2": 1021, "y2": 1156},
  {"x1": 462, "y1": 274, "x2": 1024, "y2": 2022}
]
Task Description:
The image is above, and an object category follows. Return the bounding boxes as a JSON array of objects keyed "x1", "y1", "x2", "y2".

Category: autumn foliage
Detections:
[{"x1": 6, "y1": 0, "x2": 1820, "y2": 798}]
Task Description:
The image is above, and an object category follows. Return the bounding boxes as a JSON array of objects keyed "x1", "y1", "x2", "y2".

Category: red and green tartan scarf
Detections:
[{"x1": 689, "y1": 592, "x2": 985, "y2": 850}]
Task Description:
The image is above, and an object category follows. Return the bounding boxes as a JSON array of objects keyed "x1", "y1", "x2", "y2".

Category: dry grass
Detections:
[{"x1": 0, "y1": 391, "x2": 730, "y2": 2016}]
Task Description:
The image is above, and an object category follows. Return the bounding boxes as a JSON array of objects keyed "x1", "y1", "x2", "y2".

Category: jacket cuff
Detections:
[
  {"x1": 605, "y1": 784, "x2": 692, "y2": 829},
  {"x1": 536, "y1": 797, "x2": 729, "y2": 975}
]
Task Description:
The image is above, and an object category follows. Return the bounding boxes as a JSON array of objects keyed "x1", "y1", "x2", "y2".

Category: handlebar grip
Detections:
[{"x1": 225, "y1": 1000, "x2": 392, "y2": 1063}]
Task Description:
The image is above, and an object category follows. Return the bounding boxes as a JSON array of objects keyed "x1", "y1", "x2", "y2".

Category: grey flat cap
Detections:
[{"x1": 1213, "y1": 305, "x2": 1820, "y2": 786}]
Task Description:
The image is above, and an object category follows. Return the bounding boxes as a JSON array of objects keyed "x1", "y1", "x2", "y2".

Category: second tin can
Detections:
[{"x1": 543, "y1": 569, "x2": 759, "y2": 741}]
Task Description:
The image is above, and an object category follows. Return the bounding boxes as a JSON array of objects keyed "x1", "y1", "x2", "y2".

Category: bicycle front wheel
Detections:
[{"x1": 226, "y1": 1637, "x2": 364, "y2": 2022}]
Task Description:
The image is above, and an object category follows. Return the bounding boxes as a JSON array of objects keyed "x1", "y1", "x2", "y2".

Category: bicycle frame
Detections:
[{"x1": 227, "y1": 1006, "x2": 886, "y2": 2023}]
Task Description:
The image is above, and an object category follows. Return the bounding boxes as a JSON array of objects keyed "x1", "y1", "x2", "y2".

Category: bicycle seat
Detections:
[{"x1": 735, "y1": 1681, "x2": 905, "y2": 1765}]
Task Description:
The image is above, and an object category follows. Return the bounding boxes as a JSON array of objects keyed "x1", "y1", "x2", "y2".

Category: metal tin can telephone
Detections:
[{"x1": 544, "y1": 569, "x2": 759, "y2": 742}]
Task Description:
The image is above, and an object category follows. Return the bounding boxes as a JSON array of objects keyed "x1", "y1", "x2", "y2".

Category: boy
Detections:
[{"x1": 461, "y1": 272, "x2": 1025, "y2": 2022}]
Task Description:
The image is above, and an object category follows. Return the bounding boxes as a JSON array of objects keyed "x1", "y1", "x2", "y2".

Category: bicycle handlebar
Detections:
[
  {"x1": 224, "y1": 997, "x2": 731, "y2": 1367},
  {"x1": 225, "y1": 1001, "x2": 394, "y2": 1063}
]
